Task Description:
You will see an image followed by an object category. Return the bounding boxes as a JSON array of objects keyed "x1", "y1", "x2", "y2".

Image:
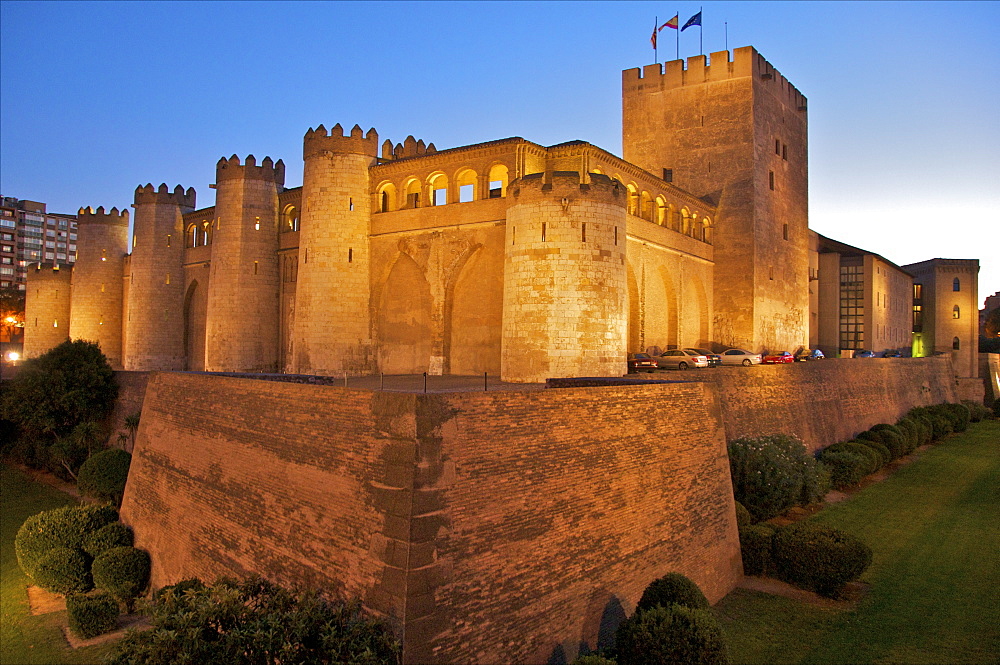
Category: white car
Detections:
[
  {"x1": 655, "y1": 349, "x2": 709, "y2": 370},
  {"x1": 719, "y1": 349, "x2": 763, "y2": 366}
]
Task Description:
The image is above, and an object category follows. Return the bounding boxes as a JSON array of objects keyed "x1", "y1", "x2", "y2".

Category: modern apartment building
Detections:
[{"x1": 0, "y1": 197, "x2": 78, "y2": 290}]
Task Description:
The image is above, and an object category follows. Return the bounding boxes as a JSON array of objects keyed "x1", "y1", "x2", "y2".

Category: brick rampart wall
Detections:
[
  {"x1": 699, "y1": 355, "x2": 958, "y2": 452},
  {"x1": 120, "y1": 373, "x2": 740, "y2": 665},
  {"x1": 106, "y1": 371, "x2": 150, "y2": 451}
]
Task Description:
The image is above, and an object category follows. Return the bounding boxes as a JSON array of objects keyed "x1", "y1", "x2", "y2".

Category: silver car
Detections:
[
  {"x1": 719, "y1": 349, "x2": 763, "y2": 366},
  {"x1": 656, "y1": 349, "x2": 709, "y2": 370}
]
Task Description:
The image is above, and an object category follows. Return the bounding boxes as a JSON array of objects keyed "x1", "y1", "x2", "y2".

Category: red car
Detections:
[
  {"x1": 762, "y1": 351, "x2": 794, "y2": 364},
  {"x1": 627, "y1": 353, "x2": 659, "y2": 373}
]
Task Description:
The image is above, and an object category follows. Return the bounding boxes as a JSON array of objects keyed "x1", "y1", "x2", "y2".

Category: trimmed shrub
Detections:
[
  {"x1": 822, "y1": 441, "x2": 881, "y2": 474},
  {"x1": 771, "y1": 523, "x2": 872, "y2": 597},
  {"x1": 83, "y1": 522, "x2": 133, "y2": 558},
  {"x1": 739, "y1": 524, "x2": 776, "y2": 576},
  {"x1": 728, "y1": 434, "x2": 829, "y2": 522},
  {"x1": 819, "y1": 451, "x2": 869, "y2": 489},
  {"x1": 894, "y1": 418, "x2": 921, "y2": 453},
  {"x1": 909, "y1": 406, "x2": 954, "y2": 440},
  {"x1": 571, "y1": 656, "x2": 617, "y2": 665},
  {"x1": 78, "y1": 448, "x2": 132, "y2": 505},
  {"x1": 636, "y1": 573, "x2": 710, "y2": 612},
  {"x1": 152, "y1": 577, "x2": 204, "y2": 601},
  {"x1": 857, "y1": 428, "x2": 907, "y2": 460},
  {"x1": 92, "y1": 547, "x2": 150, "y2": 608},
  {"x1": 33, "y1": 547, "x2": 91, "y2": 594},
  {"x1": 853, "y1": 437, "x2": 892, "y2": 467},
  {"x1": 961, "y1": 400, "x2": 990, "y2": 423},
  {"x1": 869, "y1": 424, "x2": 909, "y2": 458},
  {"x1": 15, "y1": 504, "x2": 118, "y2": 580},
  {"x1": 940, "y1": 403, "x2": 971, "y2": 433},
  {"x1": 734, "y1": 501, "x2": 752, "y2": 528},
  {"x1": 615, "y1": 604, "x2": 729, "y2": 665},
  {"x1": 67, "y1": 591, "x2": 119, "y2": 639}
]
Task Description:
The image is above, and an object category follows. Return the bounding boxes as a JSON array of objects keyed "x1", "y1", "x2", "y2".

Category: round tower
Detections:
[
  {"x1": 70, "y1": 206, "x2": 129, "y2": 368},
  {"x1": 291, "y1": 123, "x2": 378, "y2": 375},
  {"x1": 203, "y1": 155, "x2": 284, "y2": 372},
  {"x1": 501, "y1": 172, "x2": 628, "y2": 382},
  {"x1": 124, "y1": 184, "x2": 195, "y2": 371},
  {"x1": 23, "y1": 263, "x2": 73, "y2": 359}
]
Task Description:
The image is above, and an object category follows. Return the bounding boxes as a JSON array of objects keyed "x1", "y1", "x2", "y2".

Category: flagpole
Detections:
[
  {"x1": 675, "y1": 9, "x2": 679, "y2": 60},
  {"x1": 725, "y1": 21, "x2": 728, "y2": 52},
  {"x1": 654, "y1": 16, "x2": 658, "y2": 64},
  {"x1": 700, "y1": 6, "x2": 704, "y2": 56}
]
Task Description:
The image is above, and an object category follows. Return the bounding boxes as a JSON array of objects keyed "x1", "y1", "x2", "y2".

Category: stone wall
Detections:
[
  {"x1": 119, "y1": 372, "x2": 741, "y2": 665},
  {"x1": 107, "y1": 370, "x2": 150, "y2": 451}
]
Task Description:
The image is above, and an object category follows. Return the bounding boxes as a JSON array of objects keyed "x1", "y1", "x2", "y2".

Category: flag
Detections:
[
  {"x1": 661, "y1": 14, "x2": 679, "y2": 31},
  {"x1": 682, "y1": 10, "x2": 702, "y2": 31},
  {"x1": 651, "y1": 26, "x2": 657, "y2": 49}
]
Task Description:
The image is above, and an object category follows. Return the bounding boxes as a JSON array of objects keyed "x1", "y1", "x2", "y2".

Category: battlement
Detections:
[
  {"x1": 215, "y1": 154, "x2": 286, "y2": 185},
  {"x1": 133, "y1": 183, "x2": 197, "y2": 209},
  {"x1": 303, "y1": 123, "x2": 379, "y2": 159},
  {"x1": 77, "y1": 205, "x2": 129, "y2": 226},
  {"x1": 386, "y1": 135, "x2": 438, "y2": 161},
  {"x1": 623, "y1": 46, "x2": 807, "y2": 111},
  {"x1": 510, "y1": 171, "x2": 624, "y2": 207},
  {"x1": 30, "y1": 262, "x2": 73, "y2": 278}
]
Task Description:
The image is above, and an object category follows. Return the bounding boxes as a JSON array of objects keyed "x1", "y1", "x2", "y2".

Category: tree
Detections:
[
  {"x1": 986, "y1": 307, "x2": 1000, "y2": 338},
  {"x1": 106, "y1": 577, "x2": 401, "y2": 665},
  {"x1": 0, "y1": 285, "x2": 25, "y2": 343},
  {"x1": 1, "y1": 340, "x2": 117, "y2": 439}
]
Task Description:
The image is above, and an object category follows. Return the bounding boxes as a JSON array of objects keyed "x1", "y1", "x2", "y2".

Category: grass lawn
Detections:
[
  {"x1": 0, "y1": 462, "x2": 113, "y2": 665},
  {"x1": 716, "y1": 418, "x2": 1000, "y2": 665}
]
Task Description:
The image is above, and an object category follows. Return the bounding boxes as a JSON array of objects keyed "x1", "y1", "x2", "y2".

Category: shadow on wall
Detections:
[{"x1": 547, "y1": 590, "x2": 628, "y2": 664}]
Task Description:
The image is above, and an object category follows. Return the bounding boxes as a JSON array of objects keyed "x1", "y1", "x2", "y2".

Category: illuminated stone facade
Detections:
[{"x1": 904, "y1": 258, "x2": 980, "y2": 379}]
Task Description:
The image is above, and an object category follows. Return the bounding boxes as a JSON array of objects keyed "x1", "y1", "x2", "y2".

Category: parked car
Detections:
[
  {"x1": 762, "y1": 351, "x2": 794, "y2": 364},
  {"x1": 856, "y1": 350, "x2": 876, "y2": 358},
  {"x1": 627, "y1": 352, "x2": 659, "y2": 373},
  {"x1": 719, "y1": 349, "x2": 763, "y2": 366},
  {"x1": 882, "y1": 349, "x2": 902, "y2": 358},
  {"x1": 793, "y1": 348, "x2": 824, "y2": 361},
  {"x1": 683, "y1": 348, "x2": 721, "y2": 367},
  {"x1": 656, "y1": 349, "x2": 709, "y2": 370}
]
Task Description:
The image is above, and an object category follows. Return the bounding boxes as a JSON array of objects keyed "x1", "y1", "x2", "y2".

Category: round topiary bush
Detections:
[
  {"x1": 83, "y1": 522, "x2": 133, "y2": 558},
  {"x1": 636, "y1": 573, "x2": 710, "y2": 612},
  {"x1": 940, "y1": 403, "x2": 971, "y2": 433},
  {"x1": 852, "y1": 438, "x2": 892, "y2": 467},
  {"x1": 857, "y1": 429, "x2": 907, "y2": 460},
  {"x1": 961, "y1": 400, "x2": 989, "y2": 423},
  {"x1": 823, "y1": 441, "x2": 881, "y2": 475},
  {"x1": 771, "y1": 523, "x2": 872, "y2": 597},
  {"x1": 728, "y1": 434, "x2": 829, "y2": 522},
  {"x1": 92, "y1": 546, "x2": 150, "y2": 607},
  {"x1": 615, "y1": 604, "x2": 729, "y2": 665},
  {"x1": 67, "y1": 591, "x2": 120, "y2": 639},
  {"x1": 571, "y1": 655, "x2": 617, "y2": 665},
  {"x1": 15, "y1": 504, "x2": 118, "y2": 581},
  {"x1": 894, "y1": 418, "x2": 921, "y2": 453},
  {"x1": 734, "y1": 501, "x2": 752, "y2": 528},
  {"x1": 739, "y1": 524, "x2": 775, "y2": 576},
  {"x1": 78, "y1": 448, "x2": 132, "y2": 505},
  {"x1": 33, "y1": 547, "x2": 92, "y2": 594},
  {"x1": 818, "y1": 451, "x2": 869, "y2": 490}
]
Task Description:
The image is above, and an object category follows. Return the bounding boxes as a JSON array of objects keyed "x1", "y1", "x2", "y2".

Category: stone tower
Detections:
[
  {"x1": 291, "y1": 124, "x2": 378, "y2": 376},
  {"x1": 501, "y1": 172, "x2": 627, "y2": 382},
  {"x1": 622, "y1": 46, "x2": 809, "y2": 352},
  {"x1": 124, "y1": 184, "x2": 195, "y2": 371},
  {"x1": 204, "y1": 155, "x2": 284, "y2": 372},
  {"x1": 23, "y1": 264, "x2": 72, "y2": 359},
  {"x1": 69, "y1": 206, "x2": 129, "y2": 368}
]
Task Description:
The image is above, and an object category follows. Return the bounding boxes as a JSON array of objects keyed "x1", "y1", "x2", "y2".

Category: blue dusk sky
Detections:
[{"x1": 1, "y1": 1, "x2": 997, "y2": 302}]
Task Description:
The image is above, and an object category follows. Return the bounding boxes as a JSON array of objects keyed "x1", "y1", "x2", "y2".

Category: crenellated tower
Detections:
[
  {"x1": 124, "y1": 184, "x2": 195, "y2": 370},
  {"x1": 204, "y1": 155, "x2": 284, "y2": 372},
  {"x1": 23, "y1": 264, "x2": 72, "y2": 359},
  {"x1": 501, "y1": 172, "x2": 628, "y2": 382},
  {"x1": 623, "y1": 46, "x2": 809, "y2": 352},
  {"x1": 291, "y1": 124, "x2": 378, "y2": 375},
  {"x1": 70, "y1": 206, "x2": 129, "y2": 368}
]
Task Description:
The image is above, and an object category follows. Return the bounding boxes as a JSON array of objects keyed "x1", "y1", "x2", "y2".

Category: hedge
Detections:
[
  {"x1": 771, "y1": 523, "x2": 872, "y2": 597},
  {"x1": 636, "y1": 573, "x2": 710, "y2": 612},
  {"x1": 92, "y1": 547, "x2": 151, "y2": 608},
  {"x1": 15, "y1": 504, "x2": 118, "y2": 580},
  {"x1": 734, "y1": 501, "x2": 752, "y2": 528},
  {"x1": 961, "y1": 400, "x2": 990, "y2": 423},
  {"x1": 822, "y1": 441, "x2": 881, "y2": 475},
  {"x1": 78, "y1": 448, "x2": 132, "y2": 505},
  {"x1": 67, "y1": 591, "x2": 120, "y2": 639},
  {"x1": 615, "y1": 604, "x2": 729, "y2": 665},
  {"x1": 819, "y1": 451, "x2": 869, "y2": 490},
  {"x1": 739, "y1": 524, "x2": 776, "y2": 576},
  {"x1": 728, "y1": 434, "x2": 830, "y2": 522},
  {"x1": 853, "y1": 438, "x2": 892, "y2": 467},
  {"x1": 83, "y1": 522, "x2": 134, "y2": 558},
  {"x1": 33, "y1": 547, "x2": 91, "y2": 594}
]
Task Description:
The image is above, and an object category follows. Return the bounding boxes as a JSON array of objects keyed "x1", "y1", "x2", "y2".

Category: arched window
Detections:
[
  {"x1": 655, "y1": 197, "x2": 666, "y2": 225},
  {"x1": 640, "y1": 191, "x2": 653, "y2": 221},
  {"x1": 953, "y1": 336, "x2": 960, "y2": 350},
  {"x1": 488, "y1": 164, "x2": 508, "y2": 198},
  {"x1": 376, "y1": 183, "x2": 397, "y2": 213},
  {"x1": 681, "y1": 208, "x2": 691, "y2": 235},
  {"x1": 187, "y1": 224, "x2": 199, "y2": 247},
  {"x1": 953, "y1": 305, "x2": 960, "y2": 319},
  {"x1": 456, "y1": 169, "x2": 477, "y2": 203},
  {"x1": 428, "y1": 172, "x2": 448, "y2": 206},
  {"x1": 626, "y1": 184, "x2": 638, "y2": 216},
  {"x1": 200, "y1": 222, "x2": 210, "y2": 245},
  {"x1": 403, "y1": 178, "x2": 421, "y2": 208},
  {"x1": 282, "y1": 205, "x2": 299, "y2": 231},
  {"x1": 953, "y1": 277, "x2": 960, "y2": 292},
  {"x1": 702, "y1": 217, "x2": 713, "y2": 244}
]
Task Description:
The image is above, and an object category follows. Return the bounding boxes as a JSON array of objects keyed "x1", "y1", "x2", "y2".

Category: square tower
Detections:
[{"x1": 623, "y1": 46, "x2": 809, "y2": 352}]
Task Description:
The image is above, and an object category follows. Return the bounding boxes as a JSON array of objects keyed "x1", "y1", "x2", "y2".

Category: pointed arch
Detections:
[
  {"x1": 446, "y1": 244, "x2": 503, "y2": 374},
  {"x1": 627, "y1": 262, "x2": 641, "y2": 352},
  {"x1": 377, "y1": 253, "x2": 433, "y2": 374},
  {"x1": 183, "y1": 279, "x2": 207, "y2": 370}
]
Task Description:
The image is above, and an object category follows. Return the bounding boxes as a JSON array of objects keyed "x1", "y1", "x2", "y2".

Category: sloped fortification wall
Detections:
[
  {"x1": 120, "y1": 373, "x2": 741, "y2": 665},
  {"x1": 702, "y1": 355, "x2": 959, "y2": 452}
]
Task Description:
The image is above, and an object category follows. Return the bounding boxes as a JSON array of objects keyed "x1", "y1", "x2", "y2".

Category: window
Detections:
[
  {"x1": 662, "y1": 168, "x2": 673, "y2": 182},
  {"x1": 953, "y1": 337, "x2": 960, "y2": 350},
  {"x1": 952, "y1": 305, "x2": 960, "y2": 319},
  {"x1": 782, "y1": 144, "x2": 787, "y2": 160},
  {"x1": 769, "y1": 171, "x2": 775, "y2": 190},
  {"x1": 913, "y1": 283, "x2": 922, "y2": 299},
  {"x1": 775, "y1": 139, "x2": 781, "y2": 155},
  {"x1": 783, "y1": 224, "x2": 788, "y2": 241},
  {"x1": 953, "y1": 277, "x2": 960, "y2": 291}
]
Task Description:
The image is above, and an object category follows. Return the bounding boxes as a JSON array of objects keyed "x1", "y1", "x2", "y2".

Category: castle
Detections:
[{"x1": 23, "y1": 47, "x2": 815, "y2": 382}]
